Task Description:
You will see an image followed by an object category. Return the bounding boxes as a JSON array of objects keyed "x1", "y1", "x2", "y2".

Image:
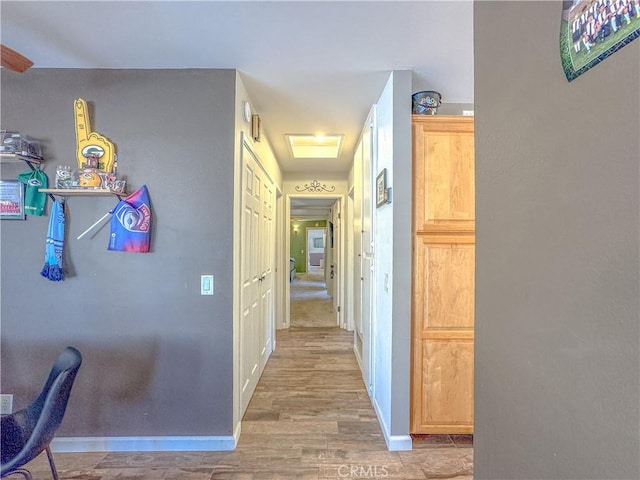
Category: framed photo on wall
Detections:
[
  {"x1": 0, "y1": 179, "x2": 25, "y2": 220},
  {"x1": 376, "y1": 168, "x2": 389, "y2": 207},
  {"x1": 560, "y1": 0, "x2": 640, "y2": 81}
]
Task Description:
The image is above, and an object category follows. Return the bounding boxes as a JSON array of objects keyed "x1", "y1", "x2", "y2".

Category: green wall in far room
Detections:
[{"x1": 290, "y1": 220, "x2": 326, "y2": 273}]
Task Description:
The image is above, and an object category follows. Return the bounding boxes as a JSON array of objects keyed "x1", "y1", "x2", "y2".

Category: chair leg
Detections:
[
  {"x1": 2, "y1": 469, "x2": 33, "y2": 480},
  {"x1": 45, "y1": 447, "x2": 59, "y2": 480}
]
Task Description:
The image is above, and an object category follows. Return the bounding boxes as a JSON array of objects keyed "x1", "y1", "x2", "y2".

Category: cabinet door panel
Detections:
[
  {"x1": 413, "y1": 337, "x2": 474, "y2": 432},
  {"x1": 415, "y1": 236, "x2": 475, "y2": 330},
  {"x1": 412, "y1": 235, "x2": 475, "y2": 433},
  {"x1": 413, "y1": 118, "x2": 475, "y2": 232}
]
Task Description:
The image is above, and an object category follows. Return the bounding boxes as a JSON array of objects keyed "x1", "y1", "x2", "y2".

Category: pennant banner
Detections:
[{"x1": 108, "y1": 185, "x2": 152, "y2": 253}]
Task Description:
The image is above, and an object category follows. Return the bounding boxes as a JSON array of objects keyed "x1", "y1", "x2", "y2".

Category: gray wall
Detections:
[
  {"x1": 1, "y1": 69, "x2": 237, "y2": 437},
  {"x1": 475, "y1": 2, "x2": 639, "y2": 479}
]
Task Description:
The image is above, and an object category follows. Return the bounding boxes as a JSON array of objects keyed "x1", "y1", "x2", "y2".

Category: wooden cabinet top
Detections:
[{"x1": 412, "y1": 115, "x2": 474, "y2": 133}]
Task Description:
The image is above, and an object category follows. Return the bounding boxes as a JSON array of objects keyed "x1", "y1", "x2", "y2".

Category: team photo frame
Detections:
[{"x1": 561, "y1": 0, "x2": 640, "y2": 81}]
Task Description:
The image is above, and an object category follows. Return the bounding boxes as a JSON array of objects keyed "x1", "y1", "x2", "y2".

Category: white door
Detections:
[
  {"x1": 352, "y1": 140, "x2": 364, "y2": 365},
  {"x1": 260, "y1": 177, "x2": 275, "y2": 370},
  {"x1": 332, "y1": 200, "x2": 342, "y2": 326},
  {"x1": 240, "y1": 140, "x2": 275, "y2": 416},
  {"x1": 360, "y1": 106, "x2": 376, "y2": 395}
]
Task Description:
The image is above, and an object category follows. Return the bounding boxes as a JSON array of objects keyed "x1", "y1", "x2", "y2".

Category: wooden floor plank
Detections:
[{"x1": 18, "y1": 326, "x2": 472, "y2": 479}]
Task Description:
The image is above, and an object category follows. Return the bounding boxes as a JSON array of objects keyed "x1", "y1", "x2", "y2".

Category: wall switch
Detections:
[
  {"x1": 0, "y1": 394, "x2": 13, "y2": 414},
  {"x1": 201, "y1": 275, "x2": 214, "y2": 295}
]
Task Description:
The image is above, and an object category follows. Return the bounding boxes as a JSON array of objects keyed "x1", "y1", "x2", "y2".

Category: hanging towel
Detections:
[
  {"x1": 108, "y1": 185, "x2": 152, "y2": 253},
  {"x1": 41, "y1": 200, "x2": 65, "y2": 281}
]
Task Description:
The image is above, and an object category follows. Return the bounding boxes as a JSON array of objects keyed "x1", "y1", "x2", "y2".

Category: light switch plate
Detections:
[
  {"x1": 0, "y1": 394, "x2": 13, "y2": 414},
  {"x1": 201, "y1": 275, "x2": 214, "y2": 295}
]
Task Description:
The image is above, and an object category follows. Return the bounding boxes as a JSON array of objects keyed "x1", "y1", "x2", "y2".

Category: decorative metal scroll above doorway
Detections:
[{"x1": 295, "y1": 180, "x2": 336, "y2": 193}]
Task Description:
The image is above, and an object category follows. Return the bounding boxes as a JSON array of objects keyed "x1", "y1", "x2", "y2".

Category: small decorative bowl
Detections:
[{"x1": 412, "y1": 90, "x2": 442, "y2": 115}]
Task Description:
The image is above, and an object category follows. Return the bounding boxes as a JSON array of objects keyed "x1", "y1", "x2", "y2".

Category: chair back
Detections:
[{"x1": 0, "y1": 346, "x2": 82, "y2": 476}]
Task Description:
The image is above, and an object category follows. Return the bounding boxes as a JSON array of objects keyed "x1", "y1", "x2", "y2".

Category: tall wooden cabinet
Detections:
[{"x1": 411, "y1": 115, "x2": 475, "y2": 434}]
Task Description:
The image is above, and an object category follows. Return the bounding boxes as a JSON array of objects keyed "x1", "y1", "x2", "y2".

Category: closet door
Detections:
[
  {"x1": 239, "y1": 138, "x2": 275, "y2": 416},
  {"x1": 259, "y1": 177, "x2": 275, "y2": 371},
  {"x1": 411, "y1": 116, "x2": 475, "y2": 433}
]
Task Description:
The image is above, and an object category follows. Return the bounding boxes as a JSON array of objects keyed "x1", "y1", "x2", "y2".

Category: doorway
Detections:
[{"x1": 283, "y1": 194, "x2": 347, "y2": 330}]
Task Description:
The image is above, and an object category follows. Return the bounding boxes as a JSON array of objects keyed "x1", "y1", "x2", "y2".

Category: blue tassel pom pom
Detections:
[{"x1": 41, "y1": 262, "x2": 64, "y2": 281}]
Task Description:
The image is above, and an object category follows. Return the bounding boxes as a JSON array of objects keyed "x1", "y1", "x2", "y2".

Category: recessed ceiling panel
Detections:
[{"x1": 286, "y1": 134, "x2": 343, "y2": 159}]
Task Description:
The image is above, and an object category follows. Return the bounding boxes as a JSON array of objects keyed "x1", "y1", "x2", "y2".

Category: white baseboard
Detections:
[
  {"x1": 353, "y1": 345, "x2": 364, "y2": 375},
  {"x1": 385, "y1": 434, "x2": 413, "y2": 451},
  {"x1": 371, "y1": 397, "x2": 412, "y2": 452},
  {"x1": 51, "y1": 435, "x2": 238, "y2": 453}
]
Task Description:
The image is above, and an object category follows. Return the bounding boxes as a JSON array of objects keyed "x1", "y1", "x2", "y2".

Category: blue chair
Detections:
[{"x1": 1, "y1": 347, "x2": 82, "y2": 480}]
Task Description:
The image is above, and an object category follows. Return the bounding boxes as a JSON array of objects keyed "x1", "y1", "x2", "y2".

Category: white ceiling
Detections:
[
  {"x1": 290, "y1": 196, "x2": 337, "y2": 220},
  {"x1": 0, "y1": 1, "x2": 474, "y2": 178}
]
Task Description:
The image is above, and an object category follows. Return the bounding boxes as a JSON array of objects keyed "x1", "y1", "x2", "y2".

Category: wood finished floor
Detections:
[
  {"x1": 18, "y1": 271, "x2": 473, "y2": 480},
  {"x1": 20, "y1": 327, "x2": 472, "y2": 479}
]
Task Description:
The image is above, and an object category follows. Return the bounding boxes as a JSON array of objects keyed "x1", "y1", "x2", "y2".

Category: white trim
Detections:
[
  {"x1": 234, "y1": 418, "x2": 242, "y2": 445},
  {"x1": 353, "y1": 344, "x2": 364, "y2": 373},
  {"x1": 385, "y1": 435, "x2": 413, "y2": 451},
  {"x1": 51, "y1": 434, "x2": 238, "y2": 453},
  {"x1": 284, "y1": 193, "x2": 347, "y2": 330},
  {"x1": 371, "y1": 397, "x2": 412, "y2": 452}
]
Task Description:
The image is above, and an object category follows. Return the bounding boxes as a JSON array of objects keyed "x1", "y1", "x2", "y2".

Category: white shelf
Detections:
[
  {"x1": 39, "y1": 188, "x2": 126, "y2": 199},
  {"x1": 0, "y1": 153, "x2": 43, "y2": 165},
  {"x1": 2, "y1": 154, "x2": 127, "y2": 199}
]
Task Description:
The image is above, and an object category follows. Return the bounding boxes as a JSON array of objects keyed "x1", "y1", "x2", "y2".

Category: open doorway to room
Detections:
[
  {"x1": 290, "y1": 221, "x2": 327, "y2": 278},
  {"x1": 289, "y1": 219, "x2": 333, "y2": 328},
  {"x1": 284, "y1": 195, "x2": 346, "y2": 330}
]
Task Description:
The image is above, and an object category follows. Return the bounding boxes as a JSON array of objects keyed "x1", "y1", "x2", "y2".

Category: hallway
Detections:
[
  {"x1": 21, "y1": 327, "x2": 472, "y2": 479},
  {"x1": 290, "y1": 267, "x2": 336, "y2": 328},
  {"x1": 239, "y1": 326, "x2": 473, "y2": 478}
]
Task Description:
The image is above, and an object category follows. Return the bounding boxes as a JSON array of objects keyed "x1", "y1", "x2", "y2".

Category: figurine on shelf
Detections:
[
  {"x1": 78, "y1": 169, "x2": 102, "y2": 188},
  {"x1": 83, "y1": 147, "x2": 100, "y2": 169},
  {"x1": 55, "y1": 165, "x2": 74, "y2": 188}
]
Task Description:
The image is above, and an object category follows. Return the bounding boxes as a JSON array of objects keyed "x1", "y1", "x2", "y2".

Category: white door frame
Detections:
[
  {"x1": 346, "y1": 186, "x2": 355, "y2": 332},
  {"x1": 273, "y1": 189, "x2": 284, "y2": 349},
  {"x1": 283, "y1": 193, "x2": 347, "y2": 329}
]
